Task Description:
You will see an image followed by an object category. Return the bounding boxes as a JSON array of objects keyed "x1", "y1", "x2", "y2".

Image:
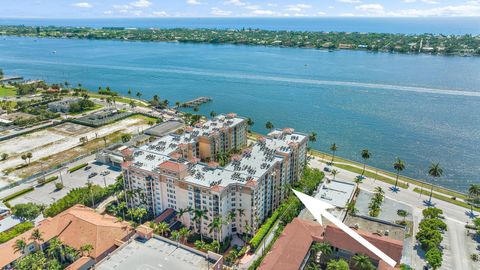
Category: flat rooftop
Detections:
[
  {"x1": 144, "y1": 120, "x2": 184, "y2": 137},
  {"x1": 96, "y1": 237, "x2": 216, "y2": 270},
  {"x1": 315, "y1": 179, "x2": 356, "y2": 208}
]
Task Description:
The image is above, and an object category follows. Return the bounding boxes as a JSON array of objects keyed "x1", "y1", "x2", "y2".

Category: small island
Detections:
[{"x1": 0, "y1": 25, "x2": 479, "y2": 57}]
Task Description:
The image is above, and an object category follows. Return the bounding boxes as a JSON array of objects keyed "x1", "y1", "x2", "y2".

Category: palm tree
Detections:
[
  {"x1": 47, "y1": 237, "x2": 65, "y2": 262},
  {"x1": 29, "y1": 229, "x2": 44, "y2": 252},
  {"x1": 329, "y1": 143, "x2": 338, "y2": 164},
  {"x1": 13, "y1": 238, "x2": 27, "y2": 254},
  {"x1": 127, "y1": 89, "x2": 132, "y2": 96},
  {"x1": 247, "y1": 117, "x2": 254, "y2": 127},
  {"x1": 310, "y1": 242, "x2": 322, "y2": 257},
  {"x1": 352, "y1": 254, "x2": 375, "y2": 270},
  {"x1": 171, "y1": 230, "x2": 180, "y2": 248},
  {"x1": 227, "y1": 209, "x2": 236, "y2": 224},
  {"x1": 208, "y1": 216, "x2": 225, "y2": 245},
  {"x1": 427, "y1": 163, "x2": 443, "y2": 205},
  {"x1": 354, "y1": 176, "x2": 363, "y2": 187},
  {"x1": 265, "y1": 121, "x2": 274, "y2": 131},
  {"x1": 309, "y1": 132, "x2": 317, "y2": 144},
  {"x1": 136, "y1": 91, "x2": 142, "y2": 98},
  {"x1": 374, "y1": 186, "x2": 384, "y2": 195},
  {"x1": 79, "y1": 244, "x2": 93, "y2": 257},
  {"x1": 393, "y1": 157, "x2": 406, "y2": 190},
  {"x1": 193, "y1": 209, "x2": 208, "y2": 242},
  {"x1": 210, "y1": 111, "x2": 217, "y2": 118},
  {"x1": 177, "y1": 207, "x2": 190, "y2": 225},
  {"x1": 194, "y1": 240, "x2": 207, "y2": 251},
  {"x1": 360, "y1": 149, "x2": 371, "y2": 175},
  {"x1": 306, "y1": 263, "x2": 321, "y2": 270},
  {"x1": 178, "y1": 227, "x2": 190, "y2": 244},
  {"x1": 468, "y1": 184, "x2": 480, "y2": 213},
  {"x1": 397, "y1": 209, "x2": 408, "y2": 224},
  {"x1": 317, "y1": 242, "x2": 333, "y2": 257},
  {"x1": 155, "y1": 222, "x2": 170, "y2": 237},
  {"x1": 331, "y1": 169, "x2": 339, "y2": 180},
  {"x1": 21, "y1": 154, "x2": 27, "y2": 164},
  {"x1": 237, "y1": 208, "x2": 245, "y2": 222}
]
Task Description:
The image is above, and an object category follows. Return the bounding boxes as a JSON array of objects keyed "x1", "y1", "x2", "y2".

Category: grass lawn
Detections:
[
  {"x1": 85, "y1": 92, "x2": 150, "y2": 108},
  {"x1": 334, "y1": 163, "x2": 409, "y2": 189},
  {"x1": 68, "y1": 103, "x2": 103, "y2": 115},
  {"x1": 309, "y1": 149, "x2": 467, "y2": 199},
  {"x1": 413, "y1": 187, "x2": 480, "y2": 212},
  {"x1": 0, "y1": 86, "x2": 17, "y2": 96}
]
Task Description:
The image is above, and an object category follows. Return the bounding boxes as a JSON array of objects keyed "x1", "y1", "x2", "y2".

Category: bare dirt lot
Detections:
[{"x1": 0, "y1": 116, "x2": 152, "y2": 188}]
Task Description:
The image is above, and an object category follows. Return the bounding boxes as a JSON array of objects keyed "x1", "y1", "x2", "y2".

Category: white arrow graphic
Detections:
[{"x1": 292, "y1": 189, "x2": 397, "y2": 268}]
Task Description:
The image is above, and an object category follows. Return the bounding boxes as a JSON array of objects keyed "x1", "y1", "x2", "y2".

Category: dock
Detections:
[
  {"x1": 181, "y1": 97, "x2": 212, "y2": 108},
  {"x1": 0, "y1": 76, "x2": 23, "y2": 82}
]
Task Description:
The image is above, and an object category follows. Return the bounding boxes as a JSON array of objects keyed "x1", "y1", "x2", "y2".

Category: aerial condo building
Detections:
[{"x1": 121, "y1": 114, "x2": 308, "y2": 241}]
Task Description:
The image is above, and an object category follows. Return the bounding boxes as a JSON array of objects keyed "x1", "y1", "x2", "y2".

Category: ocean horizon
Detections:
[{"x1": 1, "y1": 17, "x2": 480, "y2": 35}]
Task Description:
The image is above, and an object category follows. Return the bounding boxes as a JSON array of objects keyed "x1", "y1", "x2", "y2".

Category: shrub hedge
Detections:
[
  {"x1": 68, "y1": 163, "x2": 88, "y2": 173},
  {"x1": 0, "y1": 221, "x2": 34, "y2": 243},
  {"x1": 1, "y1": 187, "x2": 34, "y2": 203}
]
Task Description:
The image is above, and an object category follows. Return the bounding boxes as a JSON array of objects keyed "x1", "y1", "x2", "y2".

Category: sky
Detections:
[{"x1": 2, "y1": 0, "x2": 480, "y2": 18}]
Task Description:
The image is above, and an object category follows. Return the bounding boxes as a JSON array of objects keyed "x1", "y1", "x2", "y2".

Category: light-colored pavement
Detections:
[
  {"x1": 309, "y1": 157, "x2": 478, "y2": 270},
  {"x1": 8, "y1": 160, "x2": 120, "y2": 207}
]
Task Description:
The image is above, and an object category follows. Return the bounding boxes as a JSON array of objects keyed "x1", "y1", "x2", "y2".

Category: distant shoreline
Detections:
[{"x1": 1, "y1": 25, "x2": 479, "y2": 57}]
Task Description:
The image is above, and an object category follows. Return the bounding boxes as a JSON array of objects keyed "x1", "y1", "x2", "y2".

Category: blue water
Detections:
[
  {"x1": 1, "y1": 35, "x2": 479, "y2": 192},
  {"x1": 1, "y1": 17, "x2": 480, "y2": 34}
]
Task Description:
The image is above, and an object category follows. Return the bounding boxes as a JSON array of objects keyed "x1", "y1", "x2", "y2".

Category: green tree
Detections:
[
  {"x1": 247, "y1": 117, "x2": 254, "y2": 127},
  {"x1": 422, "y1": 207, "x2": 443, "y2": 219},
  {"x1": 468, "y1": 184, "x2": 480, "y2": 212},
  {"x1": 309, "y1": 132, "x2": 317, "y2": 143},
  {"x1": 127, "y1": 89, "x2": 132, "y2": 96},
  {"x1": 179, "y1": 227, "x2": 190, "y2": 244},
  {"x1": 154, "y1": 222, "x2": 170, "y2": 237},
  {"x1": 13, "y1": 238, "x2": 27, "y2": 254},
  {"x1": 29, "y1": 228, "x2": 44, "y2": 252},
  {"x1": 331, "y1": 169, "x2": 339, "y2": 180},
  {"x1": 136, "y1": 91, "x2": 142, "y2": 98},
  {"x1": 0, "y1": 68, "x2": 3, "y2": 79},
  {"x1": 427, "y1": 163, "x2": 443, "y2": 204},
  {"x1": 397, "y1": 209, "x2": 408, "y2": 224},
  {"x1": 425, "y1": 247, "x2": 443, "y2": 270},
  {"x1": 329, "y1": 143, "x2": 338, "y2": 164},
  {"x1": 210, "y1": 111, "x2": 217, "y2": 118},
  {"x1": 393, "y1": 157, "x2": 406, "y2": 190},
  {"x1": 326, "y1": 259, "x2": 350, "y2": 270},
  {"x1": 121, "y1": 133, "x2": 132, "y2": 143},
  {"x1": 265, "y1": 121, "x2": 274, "y2": 130},
  {"x1": 360, "y1": 149, "x2": 371, "y2": 175},
  {"x1": 79, "y1": 244, "x2": 93, "y2": 257},
  {"x1": 193, "y1": 209, "x2": 208, "y2": 242},
  {"x1": 171, "y1": 230, "x2": 180, "y2": 247},
  {"x1": 12, "y1": 203, "x2": 42, "y2": 221},
  {"x1": 208, "y1": 216, "x2": 225, "y2": 247},
  {"x1": 352, "y1": 254, "x2": 375, "y2": 270}
]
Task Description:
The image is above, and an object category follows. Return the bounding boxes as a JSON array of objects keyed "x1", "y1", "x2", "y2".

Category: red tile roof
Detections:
[
  {"x1": 259, "y1": 218, "x2": 324, "y2": 270},
  {"x1": 259, "y1": 218, "x2": 404, "y2": 270},
  {"x1": 323, "y1": 225, "x2": 403, "y2": 265},
  {"x1": 153, "y1": 208, "x2": 175, "y2": 224},
  {"x1": 120, "y1": 148, "x2": 133, "y2": 157},
  {"x1": 0, "y1": 205, "x2": 133, "y2": 268},
  {"x1": 158, "y1": 160, "x2": 187, "y2": 172}
]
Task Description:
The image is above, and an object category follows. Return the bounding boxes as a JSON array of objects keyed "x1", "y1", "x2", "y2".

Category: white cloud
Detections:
[
  {"x1": 388, "y1": 4, "x2": 480, "y2": 16},
  {"x1": 402, "y1": 0, "x2": 416, "y2": 3},
  {"x1": 224, "y1": 0, "x2": 246, "y2": 6},
  {"x1": 130, "y1": 0, "x2": 152, "y2": 8},
  {"x1": 467, "y1": 0, "x2": 480, "y2": 4},
  {"x1": 104, "y1": 10, "x2": 113, "y2": 15},
  {"x1": 251, "y1": 9, "x2": 276, "y2": 15},
  {"x1": 337, "y1": 0, "x2": 362, "y2": 3},
  {"x1": 186, "y1": 0, "x2": 202, "y2": 5},
  {"x1": 403, "y1": 0, "x2": 440, "y2": 3},
  {"x1": 72, "y1": 2, "x2": 92, "y2": 8},
  {"x1": 113, "y1": 4, "x2": 131, "y2": 10},
  {"x1": 317, "y1": 11, "x2": 327, "y2": 15},
  {"x1": 355, "y1": 4, "x2": 385, "y2": 14},
  {"x1": 211, "y1": 7, "x2": 232, "y2": 16},
  {"x1": 131, "y1": 10, "x2": 143, "y2": 16},
  {"x1": 286, "y1": 4, "x2": 312, "y2": 12},
  {"x1": 245, "y1": 5, "x2": 260, "y2": 10},
  {"x1": 152, "y1": 11, "x2": 168, "y2": 16}
]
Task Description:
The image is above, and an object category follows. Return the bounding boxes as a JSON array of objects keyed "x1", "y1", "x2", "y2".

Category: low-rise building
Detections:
[
  {"x1": 48, "y1": 98, "x2": 80, "y2": 113},
  {"x1": 95, "y1": 232, "x2": 223, "y2": 270},
  {"x1": 259, "y1": 218, "x2": 403, "y2": 270},
  {"x1": 0, "y1": 204, "x2": 134, "y2": 269}
]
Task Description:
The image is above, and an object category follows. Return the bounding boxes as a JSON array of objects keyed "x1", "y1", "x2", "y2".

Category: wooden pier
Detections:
[
  {"x1": 182, "y1": 97, "x2": 212, "y2": 108},
  {"x1": 0, "y1": 76, "x2": 23, "y2": 82}
]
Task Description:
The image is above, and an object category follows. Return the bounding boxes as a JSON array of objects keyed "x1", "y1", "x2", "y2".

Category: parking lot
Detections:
[{"x1": 9, "y1": 160, "x2": 121, "y2": 206}]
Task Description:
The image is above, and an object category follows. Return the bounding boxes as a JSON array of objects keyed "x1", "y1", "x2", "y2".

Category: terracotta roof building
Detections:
[
  {"x1": 259, "y1": 218, "x2": 404, "y2": 270},
  {"x1": 0, "y1": 205, "x2": 134, "y2": 269}
]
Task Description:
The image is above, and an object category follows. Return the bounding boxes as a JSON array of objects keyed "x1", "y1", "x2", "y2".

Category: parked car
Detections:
[
  {"x1": 84, "y1": 166, "x2": 92, "y2": 171},
  {"x1": 88, "y1": 172, "x2": 97, "y2": 178},
  {"x1": 323, "y1": 166, "x2": 331, "y2": 172}
]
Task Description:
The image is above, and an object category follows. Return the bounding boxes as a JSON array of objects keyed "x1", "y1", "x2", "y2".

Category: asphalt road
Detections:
[{"x1": 309, "y1": 158, "x2": 478, "y2": 270}]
